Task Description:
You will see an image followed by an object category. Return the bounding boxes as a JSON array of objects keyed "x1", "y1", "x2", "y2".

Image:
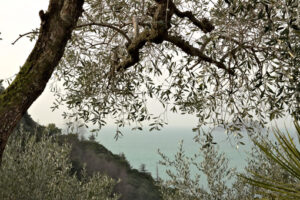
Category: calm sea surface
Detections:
[{"x1": 93, "y1": 127, "x2": 251, "y2": 180}]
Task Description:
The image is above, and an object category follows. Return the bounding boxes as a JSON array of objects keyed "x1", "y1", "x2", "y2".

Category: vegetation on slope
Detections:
[
  {"x1": 6, "y1": 108, "x2": 161, "y2": 200},
  {"x1": 60, "y1": 134, "x2": 162, "y2": 200},
  {"x1": 0, "y1": 131, "x2": 118, "y2": 200}
]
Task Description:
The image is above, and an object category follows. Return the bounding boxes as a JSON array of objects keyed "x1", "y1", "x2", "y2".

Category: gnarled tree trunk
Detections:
[{"x1": 0, "y1": 0, "x2": 84, "y2": 164}]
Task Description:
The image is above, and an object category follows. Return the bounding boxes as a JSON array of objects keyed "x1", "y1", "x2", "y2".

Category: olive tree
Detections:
[
  {"x1": 0, "y1": 0, "x2": 299, "y2": 162},
  {"x1": 0, "y1": 132, "x2": 119, "y2": 200},
  {"x1": 0, "y1": 0, "x2": 84, "y2": 164},
  {"x1": 157, "y1": 122, "x2": 300, "y2": 200},
  {"x1": 158, "y1": 139, "x2": 237, "y2": 200},
  {"x1": 54, "y1": 0, "x2": 299, "y2": 138}
]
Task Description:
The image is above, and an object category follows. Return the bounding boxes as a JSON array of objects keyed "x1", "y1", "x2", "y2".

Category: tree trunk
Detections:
[{"x1": 0, "y1": 0, "x2": 84, "y2": 164}]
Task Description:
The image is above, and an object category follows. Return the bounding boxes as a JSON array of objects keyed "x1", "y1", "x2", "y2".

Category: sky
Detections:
[{"x1": 0, "y1": 0, "x2": 198, "y2": 128}]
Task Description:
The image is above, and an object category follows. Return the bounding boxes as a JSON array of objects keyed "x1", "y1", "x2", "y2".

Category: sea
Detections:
[{"x1": 90, "y1": 126, "x2": 252, "y2": 181}]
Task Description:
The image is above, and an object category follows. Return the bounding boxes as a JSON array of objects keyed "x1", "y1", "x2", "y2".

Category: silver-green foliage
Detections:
[
  {"x1": 157, "y1": 126, "x2": 300, "y2": 200},
  {"x1": 158, "y1": 137, "x2": 237, "y2": 200},
  {"x1": 0, "y1": 133, "x2": 119, "y2": 200},
  {"x1": 48, "y1": 0, "x2": 300, "y2": 138}
]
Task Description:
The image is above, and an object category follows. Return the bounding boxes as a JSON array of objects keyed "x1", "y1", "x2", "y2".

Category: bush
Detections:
[
  {"x1": 158, "y1": 139, "x2": 237, "y2": 200},
  {"x1": 0, "y1": 133, "x2": 119, "y2": 200},
  {"x1": 158, "y1": 123, "x2": 300, "y2": 200}
]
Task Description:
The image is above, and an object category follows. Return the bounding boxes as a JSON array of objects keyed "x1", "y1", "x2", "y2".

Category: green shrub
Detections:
[
  {"x1": 158, "y1": 139, "x2": 237, "y2": 200},
  {"x1": 157, "y1": 126, "x2": 300, "y2": 200},
  {"x1": 0, "y1": 133, "x2": 119, "y2": 200}
]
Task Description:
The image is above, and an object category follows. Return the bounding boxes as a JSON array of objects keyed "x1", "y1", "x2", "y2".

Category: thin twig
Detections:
[
  {"x1": 76, "y1": 23, "x2": 131, "y2": 43},
  {"x1": 12, "y1": 31, "x2": 39, "y2": 45}
]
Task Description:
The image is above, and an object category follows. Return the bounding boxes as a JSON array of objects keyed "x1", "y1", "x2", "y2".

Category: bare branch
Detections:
[
  {"x1": 76, "y1": 23, "x2": 132, "y2": 43},
  {"x1": 132, "y1": 16, "x2": 139, "y2": 38},
  {"x1": 12, "y1": 31, "x2": 39, "y2": 45}
]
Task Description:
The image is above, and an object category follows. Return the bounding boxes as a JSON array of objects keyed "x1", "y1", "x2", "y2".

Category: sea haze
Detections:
[{"x1": 93, "y1": 127, "x2": 250, "y2": 180}]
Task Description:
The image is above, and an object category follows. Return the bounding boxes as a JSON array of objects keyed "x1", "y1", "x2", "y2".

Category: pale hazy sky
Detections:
[
  {"x1": 0, "y1": 0, "x2": 197, "y2": 128},
  {"x1": 0, "y1": 1, "x2": 64, "y2": 125}
]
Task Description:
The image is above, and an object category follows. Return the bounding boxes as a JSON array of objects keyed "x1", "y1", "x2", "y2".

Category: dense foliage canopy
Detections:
[{"x1": 38, "y1": 0, "x2": 300, "y2": 138}]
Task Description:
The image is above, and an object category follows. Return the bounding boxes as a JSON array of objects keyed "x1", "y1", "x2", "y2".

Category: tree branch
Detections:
[
  {"x1": 115, "y1": 30, "x2": 151, "y2": 71},
  {"x1": 12, "y1": 31, "x2": 40, "y2": 45},
  {"x1": 113, "y1": 0, "x2": 175, "y2": 72},
  {"x1": 76, "y1": 22, "x2": 132, "y2": 43},
  {"x1": 165, "y1": 35, "x2": 234, "y2": 75},
  {"x1": 111, "y1": 0, "x2": 223, "y2": 76},
  {"x1": 171, "y1": 3, "x2": 214, "y2": 33},
  {"x1": 220, "y1": 46, "x2": 242, "y2": 62}
]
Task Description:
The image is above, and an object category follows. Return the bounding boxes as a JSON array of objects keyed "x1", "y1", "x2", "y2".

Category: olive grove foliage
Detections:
[
  {"x1": 0, "y1": 133, "x2": 119, "y2": 200},
  {"x1": 46, "y1": 0, "x2": 300, "y2": 137},
  {"x1": 158, "y1": 139, "x2": 237, "y2": 200},
  {"x1": 157, "y1": 127, "x2": 299, "y2": 200}
]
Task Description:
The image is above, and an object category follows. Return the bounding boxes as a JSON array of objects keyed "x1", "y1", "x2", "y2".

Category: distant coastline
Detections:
[{"x1": 93, "y1": 127, "x2": 250, "y2": 181}]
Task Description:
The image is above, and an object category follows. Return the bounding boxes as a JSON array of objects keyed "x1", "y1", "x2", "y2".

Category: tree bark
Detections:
[{"x1": 0, "y1": 0, "x2": 84, "y2": 164}]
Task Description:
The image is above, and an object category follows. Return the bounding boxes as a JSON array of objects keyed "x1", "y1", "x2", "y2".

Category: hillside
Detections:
[
  {"x1": 60, "y1": 134, "x2": 161, "y2": 200},
  {"x1": 13, "y1": 113, "x2": 161, "y2": 200}
]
